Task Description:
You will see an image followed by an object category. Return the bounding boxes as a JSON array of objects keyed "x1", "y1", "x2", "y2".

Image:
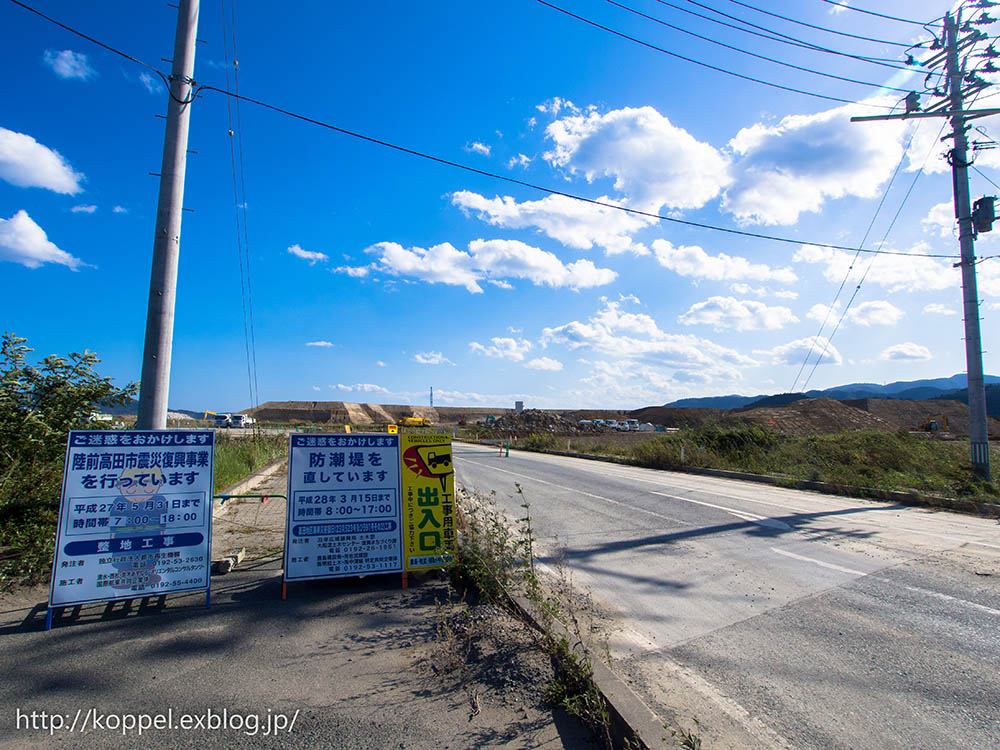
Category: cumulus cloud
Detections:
[
  {"x1": 0, "y1": 128, "x2": 83, "y2": 194},
  {"x1": 544, "y1": 106, "x2": 731, "y2": 212},
  {"x1": 466, "y1": 141, "x2": 491, "y2": 156},
  {"x1": 881, "y1": 342, "x2": 932, "y2": 361},
  {"x1": 794, "y1": 243, "x2": 955, "y2": 293},
  {"x1": 774, "y1": 290, "x2": 799, "y2": 300},
  {"x1": 333, "y1": 265, "x2": 371, "y2": 278},
  {"x1": 755, "y1": 336, "x2": 842, "y2": 366},
  {"x1": 348, "y1": 239, "x2": 616, "y2": 293},
  {"x1": 287, "y1": 244, "x2": 329, "y2": 265},
  {"x1": 652, "y1": 240, "x2": 797, "y2": 284},
  {"x1": 414, "y1": 351, "x2": 454, "y2": 365},
  {"x1": 0, "y1": 210, "x2": 86, "y2": 269},
  {"x1": 723, "y1": 99, "x2": 906, "y2": 225},
  {"x1": 71, "y1": 205, "x2": 97, "y2": 214},
  {"x1": 306, "y1": 341, "x2": 334, "y2": 347},
  {"x1": 924, "y1": 303, "x2": 957, "y2": 316},
  {"x1": 452, "y1": 190, "x2": 654, "y2": 255},
  {"x1": 469, "y1": 337, "x2": 532, "y2": 361},
  {"x1": 678, "y1": 296, "x2": 798, "y2": 331},
  {"x1": 921, "y1": 201, "x2": 954, "y2": 238},
  {"x1": 508, "y1": 153, "x2": 531, "y2": 169},
  {"x1": 525, "y1": 357, "x2": 563, "y2": 371},
  {"x1": 807, "y1": 299, "x2": 902, "y2": 326},
  {"x1": 729, "y1": 283, "x2": 766, "y2": 297},
  {"x1": 43, "y1": 49, "x2": 95, "y2": 79},
  {"x1": 112, "y1": 205, "x2": 127, "y2": 214},
  {"x1": 541, "y1": 298, "x2": 755, "y2": 381}
]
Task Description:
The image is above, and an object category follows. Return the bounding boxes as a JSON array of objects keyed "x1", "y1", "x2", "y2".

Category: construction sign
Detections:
[{"x1": 399, "y1": 434, "x2": 455, "y2": 571}]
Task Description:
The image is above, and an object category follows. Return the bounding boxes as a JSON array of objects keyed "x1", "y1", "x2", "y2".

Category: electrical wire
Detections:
[
  {"x1": 789, "y1": 123, "x2": 924, "y2": 392},
  {"x1": 607, "y1": 0, "x2": 916, "y2": 93},
  {"x1": 194, "y1": 83, "x2": 960, "y2": 259},
  {"x1": 536, "y1": 0, "x2": 891, "y2": 106},
  {"x1": 220, "y1": 0, "x2": 259, "y2": 418},
  {"x1": 973, "y1": 164, "x2": 1000, "y2": 191},
  {"x1": 718, "y1": 0, "x2": 914, "y2": 47},
  {"x1": 651, "y1": 0, "x2": 943, "y2": 73},
  {"x1": 818, "y1": 0, "x2": 940, "y2": 27}
]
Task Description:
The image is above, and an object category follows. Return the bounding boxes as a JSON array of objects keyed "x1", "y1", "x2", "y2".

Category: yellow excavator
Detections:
[{"x1": 401, "y1": 416, "x2": 431, "y2": 427}]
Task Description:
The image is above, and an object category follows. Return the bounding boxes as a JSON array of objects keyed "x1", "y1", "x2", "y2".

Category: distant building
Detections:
[{"x1": 515, "y1": 401, "x2": 524, "y2": 413}]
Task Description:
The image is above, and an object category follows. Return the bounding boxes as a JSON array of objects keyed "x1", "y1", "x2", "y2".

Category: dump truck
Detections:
[{"x1": 401, "y1": 416, "x2": 430, "y2": 427}]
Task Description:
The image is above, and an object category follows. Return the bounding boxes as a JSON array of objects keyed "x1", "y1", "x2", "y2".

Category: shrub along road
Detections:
[{"x1": 454, "y1": 442, "x2": 1000, "y2": 750}]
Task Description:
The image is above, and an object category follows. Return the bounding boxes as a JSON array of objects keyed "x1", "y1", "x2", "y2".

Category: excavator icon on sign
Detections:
[{"x1": 403, "y1": 443, "x2": 452, "y2": 492}]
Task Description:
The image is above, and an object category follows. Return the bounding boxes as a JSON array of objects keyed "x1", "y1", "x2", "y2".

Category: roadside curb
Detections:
[
  {"x1": 506, "y1": 591, "x2": 669, "y2": 749},
  {"x1": 519, "y1": 447, "x2": 1000, "y2": 519},
  {"x1": 213, "y1": 457, "x2": 287, "y2": 518}
]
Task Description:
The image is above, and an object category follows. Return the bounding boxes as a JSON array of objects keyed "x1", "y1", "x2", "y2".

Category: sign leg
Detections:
[
  {"x1": 45, "y1": 607, "x2": 53, "y2": 631},
  {"x1": 401, "y1": 571, "x2": 408, "y2": 589}
]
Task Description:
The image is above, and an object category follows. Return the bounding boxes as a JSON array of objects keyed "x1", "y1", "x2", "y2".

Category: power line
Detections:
[
  {"x1": 607, "y1": 0, "x2": 916, "y2": 93},
  {"x1": 195, "y1": 83, "x2": 959, "y2": 259},
  {"x1": 817, "y1": 0, "x2": 940, "y2": 27},
  {"x1": 536, "y1": 0, "x2": 890, "y2": 106},
  {"x1": 650, "y1": 0, "x2": 941, "y2": 73},
  {"x1": 972, "y1": 164, "x2": 1000, "y2": 191},
  {"x1": 789, "y1": 123, "x2": 924, "y2": 392},
  {"x1": 718, "y1": 0, "x2": 913, "y2": 47}
]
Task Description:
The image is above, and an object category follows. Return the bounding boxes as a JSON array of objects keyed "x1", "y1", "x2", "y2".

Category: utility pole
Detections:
[
  {"x1": 852, "y1": 8, "x2": 993, "y2": 480},
  {"x1": 136, "y1": 0, "x2": 200, "y2": 430},
  {"x1": 945, "y1": 12, "x2": 991, "y2": 481}
]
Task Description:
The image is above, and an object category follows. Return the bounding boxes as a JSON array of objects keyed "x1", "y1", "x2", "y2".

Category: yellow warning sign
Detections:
[
  {"x1": 400, "y1": 434, "x2": 454, "y2": 571},
  {"x1": 388, "y1": 424, "x2": 398, "y2": 434}
]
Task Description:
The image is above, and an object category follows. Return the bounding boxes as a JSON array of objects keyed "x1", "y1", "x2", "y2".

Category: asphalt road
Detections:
[{"x1": 454, "y1": 442, "x2": 1000, "y2": 750}]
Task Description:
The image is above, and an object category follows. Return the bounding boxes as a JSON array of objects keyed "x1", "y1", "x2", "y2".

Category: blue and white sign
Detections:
[
  {"x1": 284, "y1": 433, "x2": 402, "y2": 581},
  {"x1": 48, "y1": 430, "x2": 215, "y2": 608}
]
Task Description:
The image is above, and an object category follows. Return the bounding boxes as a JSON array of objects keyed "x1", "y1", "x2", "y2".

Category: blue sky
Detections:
[{"x1": 3, "y1": 0, "x2": 1000, "y2": 411}]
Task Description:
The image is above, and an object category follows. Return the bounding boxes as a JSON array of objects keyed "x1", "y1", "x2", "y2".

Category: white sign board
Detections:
[
  {"x1": 284, "y1": 433, "x2": 402, "y2": 581},
  {"x1": 48, "y1": 430, "x2": 215, "y2": 608}
]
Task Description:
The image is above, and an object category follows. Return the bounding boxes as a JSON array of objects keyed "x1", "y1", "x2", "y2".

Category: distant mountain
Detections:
[{"x1": 666, "y1": 373, "x2": 1000, "y2": 412}]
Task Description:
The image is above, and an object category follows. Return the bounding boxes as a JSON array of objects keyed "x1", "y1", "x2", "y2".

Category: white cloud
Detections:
[
  {"x1": 112, "y1": 205, "x2": 127, "y2": 214},
  {"x1": 287, "y1": 244, "x2": 329, "y2": 265},
  {"x1": 306, "y1": 341, "x2": 334, "y2": 348},
  {"x1": 924, "y1": 303, "x2": 957, "y2": 316},
  {"x1": 544, "y1": 106, "x2": 731, "y2": 212},
  {"x1": 0, "y1": 210, "x2": 86, "y2": 270},
  {"x1": 469, "y1": 337, "x2": 532, "y2": 361},
  {"x1": 312, "y1": 385, "x2": 322, "y2": 392},
  {"x1": 774, "y1": 290, "x2": 799, "y2": 300},
  {"x1": 43, "y1": 49, "x2": 95, "y2": 80},
  {"x1": 139, "y1": 72, "x2": 163, "y2": 94},
  {"x1": 652, "y1": 240, "x2": 797, "y2": 284},
  {"x1": 71, "y1": 205, "x2": 97, "y2": 214},
  {"x1": 807, "y1": 299, "x2": 902, "y2": 326},
  {"x1": 333, "y1": 264, "x2": 371, "y2": 278},
  {"x1": 881, "y1": 342, "x2": 932, "y2": 361},
  {"x1": 376, "y1": 360, "x2": 386, "y2": 367},
  {"x1": 541, "y1": 299, "x2": 756, "y2": 380},
  {"x1": 332, "y1": 383, "x2": 389, "y2": 394},
  {"x1": 507, "y1": 153, "x2": 531, "y2": 169},
  {"x1": 921, "y1": 201, "x2": 954, "y2": 238},
  {"x1": 525, "y1": 357, "x2": 563, "y2": 371},
  {"x1": 729, "y1": 283, "x2": 766, "y2": 297},
  {"x1": 414, "y1": 351, "x2": 454, "y2": 365},
  {"x1": 537, "y1": 97, "x2": 580, "y2": 117},
  {"x1": 756, "y1": 336, "x2": 842, "y2": 366},
  {"x1": 0, "y1": 128, "x2": 83, "y2": 194},
  {"x1": 354, "y1": 239, "x2": 616, "y2": 294},
  {"x1": 827, "y1": 0, "x2": 848, "y2": 13},
  {"x1": 794, "y1": 243, "x2": 955, "y2": 293},
  {"x1": 724, "y1": 98, "x2": 906, "y2": 225},
  {"x1": 466, "y1": 141, "x2": 491, "y2": 157},
  {"x1": 678, "y1": 296, "x2": 798, "y2": 331},
  {"x1": 452, "y1": 190, "x2": 653, "y2": 255},
  {"x1": 850, "y1": 300, "x2": 904, "y2": 326}
]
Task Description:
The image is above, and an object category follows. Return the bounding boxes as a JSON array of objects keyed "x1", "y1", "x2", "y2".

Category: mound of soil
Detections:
[
  {"x1": 484, "y1": 409, "x2": 610, "y2": 436},
  {"x1": 732, "y1": 397, "x2": 895, "y2": 435}
]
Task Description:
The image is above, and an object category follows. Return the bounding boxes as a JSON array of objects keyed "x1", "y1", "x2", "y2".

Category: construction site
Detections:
[{"x1": 238, "y1": 397, "x2": 1000, "y2": 439}]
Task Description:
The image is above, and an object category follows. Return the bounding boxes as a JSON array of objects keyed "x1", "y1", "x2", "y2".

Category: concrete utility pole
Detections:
[
  {"x1": 852, "y1": 10, "x2": 992, "y2": 480},
  {"x1": 136, "y1": 0, "x2": 200, "y2": 430},
  {"x1": 945, "y1": 12, "x2": 991, "y2": 480}
]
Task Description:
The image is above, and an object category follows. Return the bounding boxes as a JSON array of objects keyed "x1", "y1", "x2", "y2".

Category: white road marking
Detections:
[
  {"x1": 871, "y1": 578, "x2": 1000, "y2": 618},
  {"x1": 650, "y1": 491, "x2": 793, "y2": 530},
  {"x1": 459, "y1": 458, "x2": 682, "y2": 525},
  {"x1": 770, "y1": 547, "x2": 866, "y2": 576}
]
